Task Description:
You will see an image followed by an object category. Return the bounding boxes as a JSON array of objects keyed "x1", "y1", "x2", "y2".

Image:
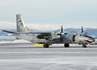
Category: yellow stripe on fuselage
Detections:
[{"x1": 33, "y1": 44, "x2": 44, "y2": 46}]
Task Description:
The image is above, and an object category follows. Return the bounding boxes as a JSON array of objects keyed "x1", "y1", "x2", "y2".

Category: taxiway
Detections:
[{"x1": 0, "y1": 43, "x2": 97, "y2": 70}]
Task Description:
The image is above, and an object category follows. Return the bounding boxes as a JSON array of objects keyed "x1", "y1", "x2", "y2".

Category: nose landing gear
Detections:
[{"x1": 82, "y1": 44, "x2": 87, "y2": 48}]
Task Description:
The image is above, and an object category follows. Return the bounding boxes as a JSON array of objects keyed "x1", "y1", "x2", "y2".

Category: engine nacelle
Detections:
[{"x1": 36, "y1": 35, "x2": 49, "y2": 39}]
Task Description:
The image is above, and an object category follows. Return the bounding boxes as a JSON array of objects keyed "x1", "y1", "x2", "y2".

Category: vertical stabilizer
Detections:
[{"x1": 16, "y1": 14, "x2": 28, "y2": 32}]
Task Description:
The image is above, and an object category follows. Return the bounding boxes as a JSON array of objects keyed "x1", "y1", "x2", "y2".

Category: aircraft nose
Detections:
[
  {"x1": 89, "y1": 37, "x2": 95, "y2": 42},
  {"x1": 92, "y1": 38, "x2": 95, "y2": 42},
  {"x1": 85, "y1": 37, "x2": 95, "y2": 43}
]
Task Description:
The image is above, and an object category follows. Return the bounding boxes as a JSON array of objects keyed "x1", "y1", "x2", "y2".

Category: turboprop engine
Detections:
[{"x1": 36, "y1": 35, "x2": 49, "y2": 40}]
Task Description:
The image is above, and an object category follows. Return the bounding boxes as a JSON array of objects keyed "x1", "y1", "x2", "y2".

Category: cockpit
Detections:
[{"x1": 80, "y1": 34, "x2": 94, "y2": 40}]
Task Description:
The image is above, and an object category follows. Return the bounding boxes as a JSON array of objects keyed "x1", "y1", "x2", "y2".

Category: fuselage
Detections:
[{"x1": 15, "y1": 32, "x2": 95, "y2": 44}]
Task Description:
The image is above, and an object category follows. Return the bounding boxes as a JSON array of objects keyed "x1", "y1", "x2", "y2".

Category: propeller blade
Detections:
[
  {"x1": 60, "y1": 26, "x2": 63, "y2": 42},
  {"x1": 81, "y1": 26, "x2": 83, "y2": 33},
  {"x1": 61, "y1": 26, "x2": 63, "y2": 33}
]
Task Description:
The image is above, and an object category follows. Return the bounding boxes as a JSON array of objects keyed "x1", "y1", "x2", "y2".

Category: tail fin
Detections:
[{"x1": 16, "y1": 14, "x2": 28, "y2": 32}]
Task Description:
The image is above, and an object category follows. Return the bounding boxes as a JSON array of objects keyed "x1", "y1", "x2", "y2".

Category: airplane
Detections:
[{"x1": 2, "y1": 14, "x2": 95, "y2": 48}]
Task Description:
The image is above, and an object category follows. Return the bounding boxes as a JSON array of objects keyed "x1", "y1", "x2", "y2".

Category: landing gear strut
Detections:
[
  {"x1": 43, "y1": 44, "x2": 49, "y2": 48},
  {"x1": 82, "y1": 44, "x2": 87, "y2": 48},
  {"x1": 64, "y1": 43, "x2": 69, "y2": 47}
]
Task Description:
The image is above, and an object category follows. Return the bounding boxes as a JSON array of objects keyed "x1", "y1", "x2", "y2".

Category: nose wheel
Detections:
[{"x1": 82, "y1": 44, "x2": 87, "y2": 48}]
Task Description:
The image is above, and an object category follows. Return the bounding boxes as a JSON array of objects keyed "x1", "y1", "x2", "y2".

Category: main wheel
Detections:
[
  {"x1": 64, "y1": 43, "x2": 69, "y2": 47},
  {"x1": 43, "y1": 44, "x2": 49, "y2": 48}
]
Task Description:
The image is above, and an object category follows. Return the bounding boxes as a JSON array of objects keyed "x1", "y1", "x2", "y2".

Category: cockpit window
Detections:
[
  {"x1": 80, "y1": 34, "x2": 93, "y2": 39},
  {"x1": 84, "y1": 35, "x2": 93, "y2": 39}
]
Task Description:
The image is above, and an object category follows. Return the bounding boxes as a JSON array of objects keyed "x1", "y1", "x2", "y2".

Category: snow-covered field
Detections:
[
  {"x1": 0, "y1": 39, "x2": 32, "y2": 43},
  {"x1": 0, "y1": 43, "x2": 97, "y2": 70}
]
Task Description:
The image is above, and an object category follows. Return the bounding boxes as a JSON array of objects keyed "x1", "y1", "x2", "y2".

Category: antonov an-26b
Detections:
[{"x1": 2, "y1": 14, "x2": 95, "y2": 48}]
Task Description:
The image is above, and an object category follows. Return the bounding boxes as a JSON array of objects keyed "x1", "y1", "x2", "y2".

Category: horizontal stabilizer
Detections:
[{"x1": 2, "y1": 30, "x2": 16, "y2": 34}]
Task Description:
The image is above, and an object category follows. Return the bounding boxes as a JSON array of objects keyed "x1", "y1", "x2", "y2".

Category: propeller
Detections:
[
  {"x1": 81, "y1": 26, "x2": 83, "y2": 33},
  {"x1": 60, "y1": 26, "x2": 64, "y2": 42},
  {"x1": 57, "y1": 26, "x2": 64, "y2": 42},
  {"x1": 61, "y1": 26, "x2": 63, "y2": 33},
  {"x1": 57, "y1": 26, "x2": 64, "y2": 35},
  {"x1": 81, "y1": 26, "x2": 88, "y2": 34},
  {"x1": 57, "y1": 26, "x2": 67, "y2": 42}
]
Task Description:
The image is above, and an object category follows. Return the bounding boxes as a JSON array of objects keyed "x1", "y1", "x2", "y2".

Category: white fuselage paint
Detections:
[{"x1": 15, "y1": 33, "x2": 95, "y2": 44}]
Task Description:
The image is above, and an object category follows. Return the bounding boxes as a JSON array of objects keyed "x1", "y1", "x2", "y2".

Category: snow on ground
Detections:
[
  {"x1": 94, "y1": 39, "x2": 97, "y2": 43},
  {"x1": 0, "y1": 39, "x2": 31, "y2": 43}
]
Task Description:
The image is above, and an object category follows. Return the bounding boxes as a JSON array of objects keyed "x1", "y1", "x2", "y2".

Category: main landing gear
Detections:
[
  {"x1": 43, "y1": 44, "x2": 49, "y2": 48},
  {"x1": 64, "y1": 43, "x2": 69, "y2": 48}
]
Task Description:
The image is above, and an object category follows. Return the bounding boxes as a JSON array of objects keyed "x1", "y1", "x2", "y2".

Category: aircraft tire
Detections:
[
  {"x1": 82, "y1": 44, "x2": 87, "y2": 48},
  {"x1": 43, "y1": 44, "x2": 49, "y2": 48},
  {"x1": 64, "y1": 43, "x2": 69, "y2": 47}
]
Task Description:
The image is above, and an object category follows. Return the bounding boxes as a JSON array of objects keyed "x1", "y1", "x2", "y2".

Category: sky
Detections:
[{"x1": 0, "y1": 0, "x2": 97, "y2": 30}]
